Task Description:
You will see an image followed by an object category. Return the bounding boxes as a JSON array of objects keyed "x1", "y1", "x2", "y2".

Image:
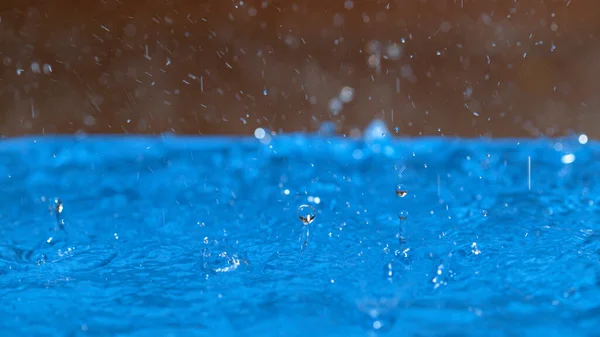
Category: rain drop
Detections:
[
  {"x1": 339, "y1": 86, "x2": 355, "y2": 103},
  {"x1": 395, "y1": 185, "x2": 407, "y2": 197},
  {"x1": 298, "y1": 205, "x2": 316, "y2": 225},
  {"x1": 386, "y1": 43, "x2": 402, "y2": 60},
  {"x1": 328, "y1": 97, "x2": 343, "y2": 116}
]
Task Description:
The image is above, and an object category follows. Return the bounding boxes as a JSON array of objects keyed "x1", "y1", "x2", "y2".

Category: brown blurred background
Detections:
[{"x1": 0, "y1": 0, "x2": 599, "y2": 138}]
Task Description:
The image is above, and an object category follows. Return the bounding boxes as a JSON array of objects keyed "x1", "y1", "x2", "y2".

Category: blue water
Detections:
[{"x1": 0, "y1": 133, "x2": 599, "y2": 337}]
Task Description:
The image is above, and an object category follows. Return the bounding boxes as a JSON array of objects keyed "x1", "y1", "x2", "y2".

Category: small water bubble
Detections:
[
  {"x1": 297, "y1": 205, "x2": 316, "y2": 225},
  {"x1": 394, "y1": 127, "x2": 399, "y2": 133},
  {"x1": 481, "y1": 209, "x2": 488, "y2": 217},
  {"x1": 395, "y1": 185, "x2": 407, "y2": 197},
  {"x1": 397, "y1": 210, "x2": 408, "y2": 221}
]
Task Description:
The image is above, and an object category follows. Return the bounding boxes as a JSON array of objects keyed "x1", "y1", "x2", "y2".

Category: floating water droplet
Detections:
[
  {"x1": 397, "y1": 210, "x2": 408, "y2": 221},
  {"x1": 297, "y1": 205, "x2": 316, "y2": 225},
  {"x1": 339, "y1": 86, "x2": 355, "y2": 103},
  {"x1": 42, "y1": 64, "x2": 52, "y2": 75},
  {"x1": 481, "y1": 209, "x2": 488, "y2": 217},
  {"x1": 254, "y1": 127, "x2": 266, "y2": 140},
  {"x1": 395, "y1": 185, "x2": 407, "y2": 197},
  {"x1": 328, "y1": 97, "x2": 343, "y2": 116},
  {"x1": 386, "y1": 43, "x2": 402, "y2": 60},
  {"x1": 31, "y1": 62, "x2": 41, "y2": 74}
]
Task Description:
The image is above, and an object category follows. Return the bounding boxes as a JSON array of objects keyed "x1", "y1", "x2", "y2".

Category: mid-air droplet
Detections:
[
  {"x1": 398, "y1": 210, "x2": 408, "y2": 221},
  {"x1": 297, "y1": 205, "x2": 316, "y2": 225},
  {"x1": 395, "y1": 184, "x2": 407, "y2": 197}
]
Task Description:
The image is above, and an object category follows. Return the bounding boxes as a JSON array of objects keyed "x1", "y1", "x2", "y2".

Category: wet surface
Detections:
[{"x1": 0, "y1": 131, "x2": 599, "y2": 336}]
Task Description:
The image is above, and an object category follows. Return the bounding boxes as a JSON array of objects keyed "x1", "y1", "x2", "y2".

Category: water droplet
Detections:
[
  {"x1": 363, "y1": 119, "x2": 389, "y2": 142},
  {"x1": 55, "y1": 199, "x2": 63, "y2": 214},
  {"x1": 36, "y1": 254, "x2": 47, "y2": 265},
  {"x1": 31, "y1": 62, "x2": 41, "y2": 74},
  {"x1": 386, "y1": 43, "x2": 402, "y2": 60},
  {"x1": 328, "y1": 97, "x2": 343, "y2": 116},
  {"x1": 395, "y1": 185, "x2": 407, "y2": 197},
  {"x1": 397, "y1": 210, "x2": 408, "y2": 221},
  {"x1": 318, "y1": 121, "x2": 336, "y2": 136},
  {"x1": 254, "y1": 127, "x2": 266, "y2": 139},
  {"x1": 440, "y1": 21, "x2": 452, "y2": 33},
  {"x1": 339, "y1": 86, "x2": 355, "y2": 103},
  {"x1": 471, "y1": 242, "x2": 481, "y2": 255},
  {"x1": 481, "y1": 209, "x2": 488, "y2": 217},
  {"x1": 42, "y1": 64, "x2": 52, "y2": 75},
  {"x1": 297, "y1": 205, "x2": 316, "y2": 225}
]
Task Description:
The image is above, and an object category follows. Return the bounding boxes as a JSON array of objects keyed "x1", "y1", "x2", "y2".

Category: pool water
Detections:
[{"x1": 0, "y1": 130, "x2": 598, "y2": 336}]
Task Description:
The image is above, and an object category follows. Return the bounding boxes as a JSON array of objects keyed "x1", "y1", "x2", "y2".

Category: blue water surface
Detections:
[{"x1": 0, "y1": 132, "x2": 599, "y2": 337}]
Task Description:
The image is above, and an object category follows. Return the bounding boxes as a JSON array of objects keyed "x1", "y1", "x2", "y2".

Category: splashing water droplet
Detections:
[
  {"x1": 297, "y1": 205, "x2": 316, "y2": 225},
  {"x1": 363, "y1": 119, "x2": 389, "y2": 143},
  {"x1": 55, "y1": 199, "x2": 63, "y2": 214},
  {"x1": 36, "y1": 253, "x2": 47, "y2": 266},
  {"x1": 395, "y1": 185, "x2": 407, "y2": 197},
  {"x1": 481, "y1": 209, "x2": 488, "y2": 217},
  {"x1": 471, "y1": 242, "x2": 481, "y2": 255},
  {"x1": 397, "y1": 210, "x2": 408, "y2": 221}
]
